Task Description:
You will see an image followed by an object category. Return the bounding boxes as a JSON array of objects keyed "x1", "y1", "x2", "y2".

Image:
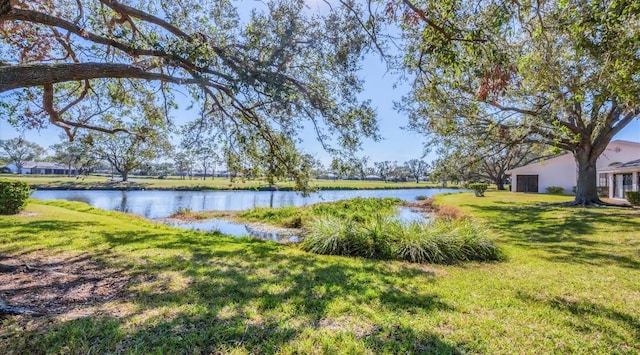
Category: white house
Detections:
[
  {"x1": 505, "y1": 140, "x2": 640, "y2": 197},
  {"x1": 600, "y1": 159, "x2": 640, "y2": 199},
  {"x1": 1, "y1": 161, "x2": 77, "y2": 175}
]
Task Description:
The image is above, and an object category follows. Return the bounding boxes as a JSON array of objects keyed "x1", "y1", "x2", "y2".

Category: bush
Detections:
[
  {"x1": 0, "y1": 179, "x2": 31, "y2": 215},
  {"x1": 301, "y1": 215, "x2": 501, "y2": 264},
  {"x1": 301, "y1": 216, "x2": 367, "y2": 256},
  {"x1": 415, "y1": 195, "x2": 428, "y2": 201},
  {"x1": 468, "y1": 183, "x2": 488, "y2": 197},
  {"x1": 545, "y1": 186, "x2": 565, "y2": 194},
  {"x1": 597, "y1": 186, "x2": 609, "y2": 197},
  {"x1": 392, "y1": 219, "x2": 501, "y2": 264},
  {"x1": 171, "y1": 207, "x2": 192, "y2": 216},
  {"x1": 625, "y1": 191, "x2": 640, "y2": 206}
]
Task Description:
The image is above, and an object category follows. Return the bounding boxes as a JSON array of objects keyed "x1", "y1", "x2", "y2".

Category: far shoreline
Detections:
[
  {"x1": 27, "y1": 184, "x2": 462, "y2": 192},
  {"x1": 3, "y1": 174, "x2": 465, "y2": 192}
]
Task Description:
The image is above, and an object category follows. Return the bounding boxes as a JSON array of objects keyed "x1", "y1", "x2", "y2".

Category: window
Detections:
[
  {"x1": 598, "y1": 173, "x2": 608, "y2": 187},
  {"x1": 623, "y1": 174, "x2": 633, "y2": 192}
]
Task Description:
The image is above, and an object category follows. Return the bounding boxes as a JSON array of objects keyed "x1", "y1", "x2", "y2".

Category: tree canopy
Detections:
[
  {"x1": 0, "y1": 0, "x2": 378, "y2": 192},
  {"x1": 0, "y1": 138, "x2": 45, "y2": 172},
  {"x1": 392, "y1": 0, "x2": 640, "y2": 204}
]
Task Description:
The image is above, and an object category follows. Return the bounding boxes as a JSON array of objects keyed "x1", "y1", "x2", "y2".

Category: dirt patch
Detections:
[
  {"x1": 17, "y1": 211, "x2": 39, "y2": 217},
  {"x1": 0, "y1": 253, "x2": 135, "y2": 320}
]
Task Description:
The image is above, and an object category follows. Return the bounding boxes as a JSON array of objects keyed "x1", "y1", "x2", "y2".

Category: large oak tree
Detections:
[
  {"x1": 390, "y1": 0, "x2": 640, "y2": 205},
  {"x1": 0, "y1": 0, "x2": 378, "y2": 192}
]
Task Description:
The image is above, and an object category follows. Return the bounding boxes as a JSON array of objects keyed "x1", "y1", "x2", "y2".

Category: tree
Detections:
[
  {"x1": 332, "y1": 155, "x2": 370, "y2": 180},
  {"x1": 50, "y1": 136, "x2": 95, "y2": 176},
  {"x1": 180, "y1": 119, "x2": 221, "y2": 180},
  {"x1": 0, "y1": 0, "x2": 379, "y2": 192},
  {"x1": 395, "y1": 0, "x2": 640, "y2": 205},
  {"x1": 404, "y1": 159, "x2": 428, "y2": 183},
  {"x1": 92, "y1": 131, "x2": 170, "y2": 181},
  {"x1": 0, "y1": 138, "x2": 44, "y2": 173},
  {"x1": 174, "y1": 151, "x2": 194, "y2": 180},
  {"x1": 374, "y1": 160, "x2": 394, "y2": 182}
]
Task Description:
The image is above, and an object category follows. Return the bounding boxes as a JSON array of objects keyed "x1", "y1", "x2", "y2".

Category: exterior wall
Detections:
[
  {"x1": 508, "y1": 140, "x2": 640, "y2": 194},
  {"x1": 595, "y1": 141, "x2": 640, "y2": 169},
  {"x1": 1, "y1": 163, "x2": 76, "y2": 175},
  {"x1": 509, "y1": 154, "x2": 576, "y2": 193}
]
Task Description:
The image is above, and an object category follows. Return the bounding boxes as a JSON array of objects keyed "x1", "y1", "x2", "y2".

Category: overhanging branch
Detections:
[{"x1": 0, "y1": 63, "x2": 201, "y2": 92}]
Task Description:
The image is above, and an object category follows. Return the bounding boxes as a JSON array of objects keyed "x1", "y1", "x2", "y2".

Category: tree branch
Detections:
[{"x1": 0, "y1": 63, "x2": 201, "y2": 92}]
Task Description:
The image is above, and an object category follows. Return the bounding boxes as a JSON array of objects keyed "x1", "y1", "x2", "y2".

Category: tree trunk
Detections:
[
  {"x1": 573, "y1": 149, "x2": 601, "y2": 205},
  {"x1": 122, "y1": 171, "x2": 129, "y2": 182},
  {"x1": 415, "y1": 176, "x2": 419, "y2": 183},
  {"x1": 495, "y1": 178, "x2": 505, "y2": 190}
]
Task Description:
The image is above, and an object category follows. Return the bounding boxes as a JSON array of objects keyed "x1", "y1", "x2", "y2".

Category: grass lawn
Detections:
[
  {"x1": 2, "y1": 174, "x2": 446, "y2": 191},
  {"x1": 0, "y1": 192, "x2": 638, "y2": 353}
]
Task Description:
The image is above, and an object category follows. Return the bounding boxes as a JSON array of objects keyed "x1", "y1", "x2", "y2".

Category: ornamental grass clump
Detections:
[
  {"x1": 302, "y1": 214, "x2": 501, "y2": 264},
  {"x1": 301, "y1": 216, "x2": 365, "y2": 256}
]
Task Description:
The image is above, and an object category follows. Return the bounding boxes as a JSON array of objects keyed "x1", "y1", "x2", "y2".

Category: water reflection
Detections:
[
  {"x1": 163, "y1": 207, "x2": 429, "y2": 243},
  {"x1": 32, "y1": 188, "x2": 459, "y2": 219},
  {"x1": 397, "y1": 207, "x2": 430, "y2": 223},
  {"x1": 164, "y1": 218, "x2": 300, "y2": 243}
]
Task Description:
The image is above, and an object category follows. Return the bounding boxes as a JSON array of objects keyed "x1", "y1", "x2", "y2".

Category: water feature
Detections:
[
  {"x1": 163, "y1": 218, "x2": 301, "y2": 243},
  {"x1": 32, "y1": 188, "x2": 460, "y2": 219},
  {"x1": 32, "y1": 188, "x2": 454, "y2": 242}
]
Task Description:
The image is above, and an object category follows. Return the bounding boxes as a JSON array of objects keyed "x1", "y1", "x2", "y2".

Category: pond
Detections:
[
  {"x1": 31, "y1": 188, "x2": 460, "y2": 219},
  {"x1": 161, "y1": 206, "x2": 430, "y2": 241}
]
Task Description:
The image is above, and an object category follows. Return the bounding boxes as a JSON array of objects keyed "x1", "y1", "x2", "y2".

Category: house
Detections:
[
  {"x1": 505, "y1": 140, "x2": 640, "y2": 198},
  {"x1": 2, "y1": 161, "x2": 77, "y2": 175},
  {"x1": 600, "y1": 159, "x2": 640, "y2": 199}
]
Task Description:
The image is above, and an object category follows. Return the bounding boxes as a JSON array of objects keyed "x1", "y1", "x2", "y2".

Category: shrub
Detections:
[
  {"x1": 0, "y1": 179, "x2": 31, "y2": 215},
  {"x1": 625, "y1": 191, "x2": 640, "y2": 206},
  {"x1": 545, "y1": 186, "x2": 565, "y2": 195},
  {"x1": 301, "y1": 216, "x2": 368, "y2": 256},
  {"x1": 392, "y1": 219, "x2": 501, "y2": 264},
  {"x1": 301, "y1": 215, "x2": 501, "y2": 264},
  {"x1": 468, "y1": 183, "x2": 488, "y2": 197},
  {"x1": 415, "y1": 195, "x2": 429, "y2": 201},
  {"x1": 171, "y1": 207, "x2": 192, "y2": 216},
  {"x1": 597, "y1": 186, "x2": 609, "y2": 197}
]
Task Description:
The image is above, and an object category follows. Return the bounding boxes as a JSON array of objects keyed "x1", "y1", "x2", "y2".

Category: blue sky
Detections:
[{"x1": 0, "y1": 53, "x2": 428, "y2": 166}]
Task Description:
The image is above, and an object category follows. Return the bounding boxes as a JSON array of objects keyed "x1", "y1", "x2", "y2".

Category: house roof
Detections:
[
  {"x1": 601, "y1": 159, "x2": 640, "y2": 173},
  {"x1": 21, "y1": 161, "x2": 71, "y2": 169}
]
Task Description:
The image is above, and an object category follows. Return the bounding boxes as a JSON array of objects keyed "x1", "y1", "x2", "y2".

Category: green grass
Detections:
[
  {"x1": 0, "y1": 192, "x2": 638, "y2": 353},
  {"x1": 239, "y1": 197, "x2": 403, "y2": 228},
  {"x1": 2, "y1": 173, "x2": 448, "y2": 191}
]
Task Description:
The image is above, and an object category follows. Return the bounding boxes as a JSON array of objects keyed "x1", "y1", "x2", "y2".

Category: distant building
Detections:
[
  {"x1": 505, "y1": 140, "x2": 640, "y2": 200},
  {"x1": 2, "y1": 161, "x2": 77, "y2": 175}
]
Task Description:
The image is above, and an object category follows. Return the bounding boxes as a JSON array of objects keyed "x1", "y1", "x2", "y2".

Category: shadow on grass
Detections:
[
  {"x1": 517, "y1": 291, "x2": 639, "y2": 348},
  {"x1": 466, "y1": 202, "x2": 640, "y2": 269},
  {"x1": 1, "y1": 222, "x2": 462, "y2": 353}
]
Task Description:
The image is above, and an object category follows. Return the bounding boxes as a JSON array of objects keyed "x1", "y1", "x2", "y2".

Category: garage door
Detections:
[{"x1": 516, "y1": 175, "x2": 539, "y2": 193}]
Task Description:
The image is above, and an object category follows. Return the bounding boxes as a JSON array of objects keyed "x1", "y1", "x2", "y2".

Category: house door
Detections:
[{"x1": 516, "y1": 175, "x2": 539, "y2": 193}]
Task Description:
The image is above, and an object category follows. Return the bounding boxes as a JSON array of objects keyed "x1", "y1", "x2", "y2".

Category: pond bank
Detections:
[{"x1": 28, "y1": 183, "x2": 461, "y2": 192}]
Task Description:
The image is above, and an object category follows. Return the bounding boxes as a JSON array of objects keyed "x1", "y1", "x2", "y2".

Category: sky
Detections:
[{"x1": 1, "y1": 1, "x2": 639, "y2": 166}]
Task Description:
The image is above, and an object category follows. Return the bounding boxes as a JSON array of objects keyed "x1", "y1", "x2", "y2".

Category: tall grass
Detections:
[
  {"x1": 239, "y1": 197, "x2": 402, "y2": 228},
  {"x1": 302, "y1": 215, "x2": 501, "y2": 264}
]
